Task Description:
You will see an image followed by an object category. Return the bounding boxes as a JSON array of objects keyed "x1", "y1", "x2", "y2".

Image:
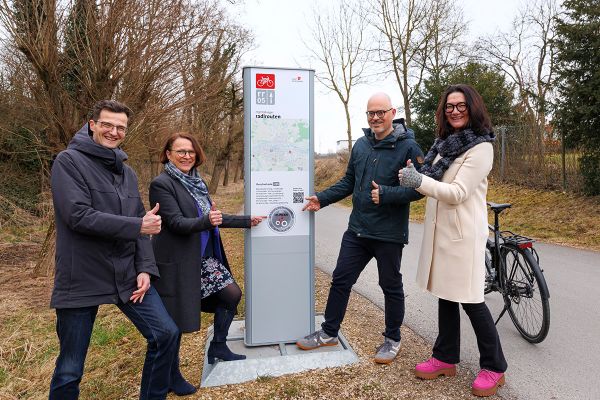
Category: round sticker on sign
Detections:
[{"x1": 268, "y1": 206, "x2": 295, "y2": 233}]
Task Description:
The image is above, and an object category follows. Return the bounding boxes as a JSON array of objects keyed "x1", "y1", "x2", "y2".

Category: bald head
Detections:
[
  {"x1": 366, "y1": 92, "x2": 396, "y2": 139},
  {"x1": 367, "y1": 92, "x2": 392, "y2": 109}
]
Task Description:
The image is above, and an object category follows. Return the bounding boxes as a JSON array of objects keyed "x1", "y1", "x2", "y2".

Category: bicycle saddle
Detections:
[{"x1": 487, "y1": 202, "x2": 512, "y2": 212}]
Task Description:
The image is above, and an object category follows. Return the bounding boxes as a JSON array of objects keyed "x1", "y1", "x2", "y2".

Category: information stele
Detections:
[{"x1": 243, "y1": 67, "x2": 315, "y2": 346}]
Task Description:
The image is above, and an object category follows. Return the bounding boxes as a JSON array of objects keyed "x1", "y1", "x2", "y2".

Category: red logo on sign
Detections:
[{"x1": 256, "y1": 74, "x2": 275, "y2": 89}]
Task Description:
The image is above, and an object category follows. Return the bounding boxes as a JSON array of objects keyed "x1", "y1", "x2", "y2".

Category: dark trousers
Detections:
[
  {"x1": 322, "y1": 230, "x2": 405, "y2": 342},
  {"x1": 433, "y1": 298, "x2": 507, "y2": 373},
  {"x1": 49, "y1": 286, "x2": 179, "y2": 400}
]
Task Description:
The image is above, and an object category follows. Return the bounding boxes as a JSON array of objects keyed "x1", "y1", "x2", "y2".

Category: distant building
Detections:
[{"x1": 336, "y1": 139, "x2": 357, "y2": 152}]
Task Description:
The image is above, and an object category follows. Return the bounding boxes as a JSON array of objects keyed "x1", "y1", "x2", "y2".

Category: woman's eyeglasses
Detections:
[
  {"x1": 171, "y1": 150, "x2": 196, "y2": 157},
  {"x1": 444, "y1": 103, "x2": 468, "y2": 113}
]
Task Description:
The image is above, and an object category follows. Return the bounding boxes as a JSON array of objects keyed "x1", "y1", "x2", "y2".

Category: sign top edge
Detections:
[{"x1": 243, "y1": 66, "x2": 315, "y2": 72}]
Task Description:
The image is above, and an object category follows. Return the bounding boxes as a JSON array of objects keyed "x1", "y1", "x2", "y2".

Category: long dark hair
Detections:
[
  {"x1": 435, "y1": 84, "x2": 492, "y2": 139},
  {"x1": 159, "y1": 132, "x2": 207, "y2": 168}
]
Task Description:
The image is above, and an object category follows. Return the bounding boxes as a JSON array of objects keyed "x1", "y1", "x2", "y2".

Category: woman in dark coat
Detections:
[{"x1": 149, "y1": 132, "x2": 264, "y2": 396}]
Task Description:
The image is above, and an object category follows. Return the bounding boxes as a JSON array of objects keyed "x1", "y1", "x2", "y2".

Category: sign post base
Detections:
[{"x1": 200, "y1": 315, "x2": 359, "y2": 387}]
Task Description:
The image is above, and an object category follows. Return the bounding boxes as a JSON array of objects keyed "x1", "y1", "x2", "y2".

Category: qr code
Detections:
[{"x1": 293, "y1": 191, "x2": 304, "y2": 203}]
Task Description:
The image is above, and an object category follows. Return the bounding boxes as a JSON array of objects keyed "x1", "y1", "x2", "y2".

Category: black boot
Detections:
[
  {"x1": 207, "y1": 307, "x2": 246, "y2": 364},
  {"x1": 169, "y1": 333, "x2": 197, "y2": 396}
]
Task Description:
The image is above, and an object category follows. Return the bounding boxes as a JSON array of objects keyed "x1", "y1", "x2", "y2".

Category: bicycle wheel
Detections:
[{"x1": 500, "y1": 243, "x2": 550, "y2": 343}]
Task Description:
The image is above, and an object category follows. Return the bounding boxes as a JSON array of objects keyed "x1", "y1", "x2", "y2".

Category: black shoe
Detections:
[
  {"x1": 207, "y1": 341, "x2": 246, "y2": 364},
  {"x1": 169, "y1": 376, "x2": 197, "y2": 396}
]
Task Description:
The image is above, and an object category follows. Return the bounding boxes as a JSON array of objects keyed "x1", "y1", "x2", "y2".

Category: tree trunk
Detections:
[
  {"x1": 208, "y1": 157, "x2": 226, "y2": 194},
  {"x1": 235, "y1": 151, "x2": 244, "y2": 182},
  {"x1": 344, "y1": 102, "x2": 352, "y2": 153},
  {"x1": 33, "y1": 219, "x2": 56, "y2": 277},
  {"x1": 231, "y1": 152, "x2": 239, "y2": 183},
  {"x1": 223, "y1": 156, "x2": 230, "y2": 186}
]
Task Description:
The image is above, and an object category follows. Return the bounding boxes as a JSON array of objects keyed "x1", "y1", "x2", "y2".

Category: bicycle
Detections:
[{"x1": 485, "y1": 202, "x2": 550, "y2": 343}]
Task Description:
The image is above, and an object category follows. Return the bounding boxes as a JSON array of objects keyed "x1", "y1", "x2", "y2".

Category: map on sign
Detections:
[{"x1": 251, "y1": 118, "x2": 309, "y2": 172}]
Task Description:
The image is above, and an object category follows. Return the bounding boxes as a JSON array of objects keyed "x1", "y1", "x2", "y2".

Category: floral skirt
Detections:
[{"x1": 201, "y1": 257, "x2": 234, "y2": 299}]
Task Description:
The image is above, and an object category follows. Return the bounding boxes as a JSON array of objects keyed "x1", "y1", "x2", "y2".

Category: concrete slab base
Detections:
[{"x1": 200, "y1": 315, "x2": 359, "y2": 387}]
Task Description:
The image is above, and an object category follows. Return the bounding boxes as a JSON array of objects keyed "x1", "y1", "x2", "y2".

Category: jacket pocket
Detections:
[{"x1": 446, "y1": 209, "x2": 463, "y2": 241}]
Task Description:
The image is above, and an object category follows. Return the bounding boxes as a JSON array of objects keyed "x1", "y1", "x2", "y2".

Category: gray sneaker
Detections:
[
  {"x1": 296, "y1": 329, "x2": 339, "y2": 350},
  {"x1": 374, "y1": 337, "x2": 401, "y2": 364}
]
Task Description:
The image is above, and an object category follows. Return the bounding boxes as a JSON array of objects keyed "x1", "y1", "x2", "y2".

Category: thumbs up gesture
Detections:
[
  {"x1": 141, "y1": 203, "x2": 161, "y2": 235},
  {"x1": 371, "y1": 181, "x2": 380, "y2": 205},
  {"x1": 209, "y1": 201, "x2": 223, "y2": 226},
  {"x1": 398, "y1": 159, "x2": 423, "y2": 188}
]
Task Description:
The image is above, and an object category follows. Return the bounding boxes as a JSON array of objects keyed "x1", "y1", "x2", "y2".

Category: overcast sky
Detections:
[{"x1": 229, "y1": 0, "x2": 524, "y2": 153}]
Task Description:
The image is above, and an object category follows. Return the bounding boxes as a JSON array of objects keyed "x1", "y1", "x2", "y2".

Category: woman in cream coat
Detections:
[{"x1": 398, "y1": 84, "x2": 507, "y2": 397}]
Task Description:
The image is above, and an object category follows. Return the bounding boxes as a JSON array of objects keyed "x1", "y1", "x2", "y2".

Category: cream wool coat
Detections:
[{"x1": 415, "y1": 142, "x2": 493, "y2": 303}]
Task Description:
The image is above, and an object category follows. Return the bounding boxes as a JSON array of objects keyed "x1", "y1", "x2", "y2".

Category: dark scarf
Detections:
[
  {"x1": 164, "y1": 161, "x2": 224, "y2": 261},
  {"x1": 164, "y1": 161, "x2": 211, "y2": 215},
  {"x1": 420, "y1": 129, "x2": 496, "y2": 181}
]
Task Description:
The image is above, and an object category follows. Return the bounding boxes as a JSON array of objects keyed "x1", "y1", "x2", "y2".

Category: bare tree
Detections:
[
  {"x1": 207, "y1": 81, "x2": 244, "y2": 194},
  {"x1": 369, "y1": 0, "x2": 430, "y2": 125},
  {"x1": 368, "y1": 0, "x2": 467, "y2": 125},
  {"x1": 0, "y1": 0, "x2": 251, "y2": 274},
  {"x1": 0, "y1": 0, "x2": 213, "y2": 156},
  {"x1": 175, "y1": 14, "x2": 250, "y2": 139},
  {"x1": 475, "y1": 0, "x2": 561, "y2": 158},
  {"x1": 421, "y1": 0, "x2": 468, "y2": 84},
  {"x1": 305, "y1": 0, "x2": 370, "y2": 153}
]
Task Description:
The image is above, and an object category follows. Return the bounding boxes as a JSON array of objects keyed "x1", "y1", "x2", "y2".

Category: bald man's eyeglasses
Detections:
[{"x1": 366, "y1": 108, "x2": 393, "y2": 119}]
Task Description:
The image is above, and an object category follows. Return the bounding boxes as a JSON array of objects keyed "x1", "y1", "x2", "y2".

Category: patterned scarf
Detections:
[
  {"x1": 420, "y1": 129, "x2": 496, "y2": 181},
  {"x1": 164, "y1": 161, "x2": 212, "y2": 215}
]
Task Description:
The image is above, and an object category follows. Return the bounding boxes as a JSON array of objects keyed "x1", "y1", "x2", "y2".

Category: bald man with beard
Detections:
[{"x1": 296, "y1": 93, "x2": 424, "y2": 364}]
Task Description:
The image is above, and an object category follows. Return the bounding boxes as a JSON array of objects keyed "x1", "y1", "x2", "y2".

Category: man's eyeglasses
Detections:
[
  {"x1": 94, "y1": 120, "x2": 127, "y2": 134},
  {"x1": 171, "y1": 150, "x2": 196, "y2": 157},
  {"x1": 444, "y1": 103, "x2": 468, "y2": 113},
  {"x1": 366, "y1": 108, "x2": 393, "y2": 119}
]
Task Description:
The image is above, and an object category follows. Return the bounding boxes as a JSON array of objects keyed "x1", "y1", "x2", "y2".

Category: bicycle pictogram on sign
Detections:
[{"x1": 256, "y1": 74, "x2": 275, "y2": 89}]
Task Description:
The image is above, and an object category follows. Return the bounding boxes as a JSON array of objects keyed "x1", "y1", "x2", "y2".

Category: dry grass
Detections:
[{"x1": 485, "y1": 180, "x2": 600, "y2": 251}]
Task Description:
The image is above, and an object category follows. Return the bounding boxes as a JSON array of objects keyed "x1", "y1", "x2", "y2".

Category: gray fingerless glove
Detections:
[{"x1": 399, "y1": 163, "x2": 423, "y2": 188}]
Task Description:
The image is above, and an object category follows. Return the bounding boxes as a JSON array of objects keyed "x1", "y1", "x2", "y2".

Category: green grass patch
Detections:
[
  {"x1": 281, "y1": 378, "x2": 302, "y2": 397},
  {"x1": 0, "y1": 367, "x2": 7, "y2": 386},
  {"x1": 256, "y1": 374, "x2": 275, "y2": 382},
  {"x1": 91, "y1": 318, "x2": 134, "y2": 347}
]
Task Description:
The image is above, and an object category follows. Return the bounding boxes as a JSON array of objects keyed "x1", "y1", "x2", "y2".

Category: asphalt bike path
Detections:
[{"x1": 315, "y1": 204, "x2": 600, "y2": 400}]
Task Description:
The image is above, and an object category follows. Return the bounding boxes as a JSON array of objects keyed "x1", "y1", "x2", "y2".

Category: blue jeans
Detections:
[
  {"x1": 322, "y1": 230, "x2": 405, "y2": 341},
  {"x1": 49, "y1": 286, "x2": 179, "y2": 400}
]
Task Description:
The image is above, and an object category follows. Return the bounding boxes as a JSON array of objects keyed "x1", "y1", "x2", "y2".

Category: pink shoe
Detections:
[
  {"x1": 472, "y1": 369, "x2": 505, "y2": 397},
  {"x1": 415, "y1": 357, "x2": 457, "y2": 380}
]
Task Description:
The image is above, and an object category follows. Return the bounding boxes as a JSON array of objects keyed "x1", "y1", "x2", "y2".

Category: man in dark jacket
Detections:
[
  {"x1": 48, "y1": 100, "x2": 179, "y2": 400},
  {"x1": 296, "y1": 92, "x2": 424, "y2": 364}
]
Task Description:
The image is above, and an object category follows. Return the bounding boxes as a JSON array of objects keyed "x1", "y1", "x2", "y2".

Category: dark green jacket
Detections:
[{"x1": 317, "y1": 122, "x2": 424, "y2": 244}]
